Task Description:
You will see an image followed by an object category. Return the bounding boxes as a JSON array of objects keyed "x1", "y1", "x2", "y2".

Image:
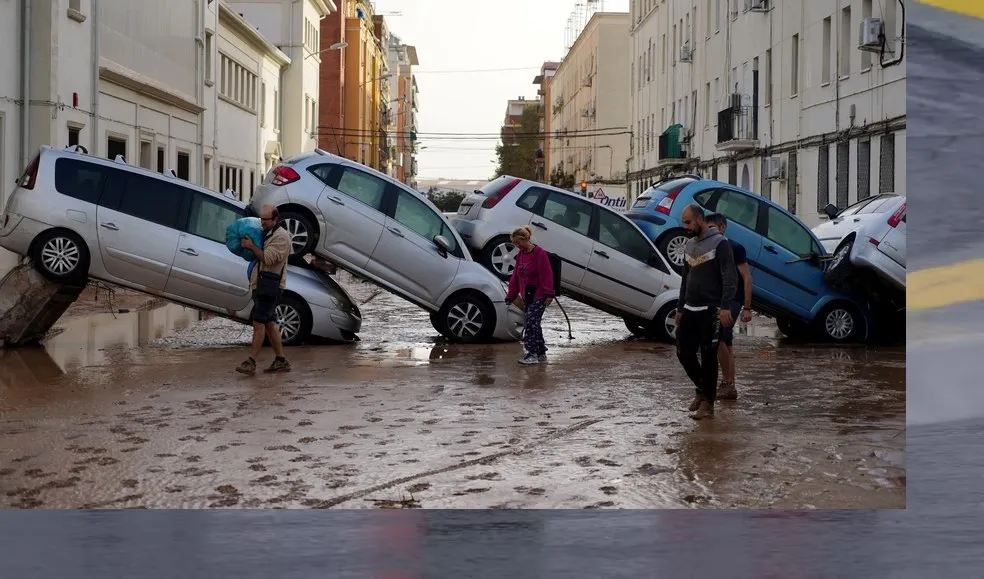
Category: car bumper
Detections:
[
  {"x1": 0, "y1": 213, "x2": 46, "y2": 256},
  {"x1": 492, "y1": 301, "x2": 525, "y2": 341},
  {"x1": 452, "y1": 218, "x2": 501, "y2": 252},
  {"x1": 851, "y1": 240, "x2": 906, "y2": 290}
]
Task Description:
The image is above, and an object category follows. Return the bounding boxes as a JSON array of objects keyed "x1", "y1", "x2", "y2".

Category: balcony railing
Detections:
[{"x1": 716, "y1": 100, "x2": 758, "y2": 150}]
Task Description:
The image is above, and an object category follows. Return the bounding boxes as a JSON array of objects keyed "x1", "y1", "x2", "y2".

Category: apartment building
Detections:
[
  {"x1": 533, "y1": 61, "x2": 560, "y2": 182},
  {"x1": 340, "y1": 0, "x2": 385, "y2": 167},
  {"x1": 389, "y1": 35, "x2": 419, "y2": 188},
  {"x1": 207, "y1": 3, "x2": 291, "y2": 202},
  {"x1": 374, "y1": 14, "x2": 396, "y2": 176},
  {"x1": 228, "y1": 0, "x2": 336, "y2": 158},
  {"x1": 548, "y1": 12, "x2": 631, "y2": 190},
  {"x1": 628, "y1": 0, "x2": 905, "y2": 227}
]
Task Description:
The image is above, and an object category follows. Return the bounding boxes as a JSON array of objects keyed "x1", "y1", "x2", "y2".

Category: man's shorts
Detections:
[
  {"x1": 250, "y1": 289, "x2": 282, "y2": 324},
  {"x1": 718, "y1": 301, "x2": 744, "y2": 347}
]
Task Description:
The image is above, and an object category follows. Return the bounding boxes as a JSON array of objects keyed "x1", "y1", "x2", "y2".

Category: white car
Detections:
[
  {"x1": 814, "y1": 194, "x2": 906, "y2": 295},
  {"x1": 248, "y1": 150, "x2": 523, "y2": 344},
  {"x1": 450, "y1": 176, "x2": 682, "y2": 341}
]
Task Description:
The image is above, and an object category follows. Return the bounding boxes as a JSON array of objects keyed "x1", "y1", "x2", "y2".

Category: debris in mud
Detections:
[
  {"x1": 636, "y1": 463, "x2": 672, "y2": 476},
  {"x1": 366, "y1": 495, "x2": 421, "y2": 509},
  {"x1": 683, "y1": 494, "x2": 712, "y2": 505}
]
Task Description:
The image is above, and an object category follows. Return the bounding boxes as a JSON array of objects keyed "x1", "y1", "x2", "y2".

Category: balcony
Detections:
[
  {"x1": 657, "y1": 124, "x2": 689, "y2": 167},
  {"x1": 716, "y1": 97, "x2": 759, "y2": 151}
]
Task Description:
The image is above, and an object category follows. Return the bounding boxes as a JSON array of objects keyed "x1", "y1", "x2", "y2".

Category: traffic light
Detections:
[{"x1": 580, "y1": 181, "x2": 588, "y2": 196}]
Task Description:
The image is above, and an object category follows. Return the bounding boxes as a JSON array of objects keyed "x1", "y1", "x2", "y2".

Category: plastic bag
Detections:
[{"x1": 225, "y1": 217, "x2": 264, "y2": 262}]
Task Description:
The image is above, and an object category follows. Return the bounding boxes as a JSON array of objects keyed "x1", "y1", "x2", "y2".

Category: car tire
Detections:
[
  {"x1": 481, "y1": 235, "x2": 518, "y2": 281},
  {"x1": 275, "y1": 293, "x2": 313, "y2": 347},
  {"x1": 657, "y1": 230, "x2": 688, "y2": 274},
  {"x1": 30, "y1": 229, "x2": 90, "y2": 284},
  {"x1": 652, "y1": 302, "x2": 679, "y2": 343},
  {"x1": 623, "y1": 317, "x2": 649, "y2": 337},
  {"x1": 432, "y1": 293, "x2": 496, "y2": 344},
  {"x1": 824, "y1": 238, "x2": 854, "y2": 288},
  {"x1": 814, "y1": 301, "x2": 863, "y2": 343},
  {"x1": 776, "y1": 319, "x2": 810, "y2": 340},
  {"x1": 279, "y1": 210, "x2": 316, "y2": 257}
]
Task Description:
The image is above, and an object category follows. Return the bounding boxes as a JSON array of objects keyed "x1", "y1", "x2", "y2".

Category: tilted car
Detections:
[
  {"x1": 0, "y1": 146, "x2": 362, "y2": 346},
  {"x1": 450, "y1": 176, "x2": 682, "y2": 341},
  {"x1": 248, "y1": 150, "x2": 524, "y2": 344},
  {"x1": 626, "y1": 176, "x2": 875, "y2": 342}
]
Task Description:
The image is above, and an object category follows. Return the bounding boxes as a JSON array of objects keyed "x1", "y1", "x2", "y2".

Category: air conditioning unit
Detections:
[
  {"x1": 859, "y1": 18, "x2": 885, "y2": 52},
  {"x1": 679, "y1": 42, "x2": 693, "y2": 62},
  {"x1": 764, "y1": 155, "x2": 785, "y2": 180},
  {"x1": 749, "y1": 0, "x2": 768, "y2": 12}
]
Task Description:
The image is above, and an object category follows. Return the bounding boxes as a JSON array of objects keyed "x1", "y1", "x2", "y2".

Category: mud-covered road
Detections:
[{"x1": 0, "y1": 273, "x2": 904, "y2": 509}]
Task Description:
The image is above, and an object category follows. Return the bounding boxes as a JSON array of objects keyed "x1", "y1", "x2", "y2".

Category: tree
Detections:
[
  {"x1": 493, "y1": 104, "x2": 540, "y2": 180},
  {"x1": 428, "y1": 189, "x2": 467, "y2": 212}
]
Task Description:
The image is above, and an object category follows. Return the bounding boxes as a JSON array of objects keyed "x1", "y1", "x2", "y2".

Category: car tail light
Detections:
[
  {"x1": 654, "y1": 184, "x2": 687, "y2": 215},
  {"x1": 270, "y1": 166, "x2": 300, "y2": 186},
  {"x1": 481, "y1": 178, "x2": 522, "y2": 209},
  {"x1": 18, "y1": 155, "x2": 40, "y2": 190},
  {"x1": 887, "y1": 203, "x2": 905, "y2": 228}
]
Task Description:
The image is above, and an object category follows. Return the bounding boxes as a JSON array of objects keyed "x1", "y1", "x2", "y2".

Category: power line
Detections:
[{"x1": 406, "y1": 66, "x2": 542, "y2": 74}]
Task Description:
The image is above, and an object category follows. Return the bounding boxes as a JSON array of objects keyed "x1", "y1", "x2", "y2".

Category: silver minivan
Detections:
[{"x1": 0, "y1": 146, "x2": 362, "y2": 345}]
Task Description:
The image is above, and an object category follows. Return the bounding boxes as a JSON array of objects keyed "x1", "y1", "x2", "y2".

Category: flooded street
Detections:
[{"x1": 0, "y1": 273, "x2": 904, "y2": 509}]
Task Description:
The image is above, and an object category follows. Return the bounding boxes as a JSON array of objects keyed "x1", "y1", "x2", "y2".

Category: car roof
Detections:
[{"x1": 42, "y1": 145, "x2": 245, "y2": 208}]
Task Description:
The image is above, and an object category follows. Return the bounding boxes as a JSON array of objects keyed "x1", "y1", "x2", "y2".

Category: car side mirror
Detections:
[
  {"x1": 433, "y1": 235, "x2": 450, "y2": 256},
  {"x1": 823, "y1": 204, "x2": 839, "y2": 220}
]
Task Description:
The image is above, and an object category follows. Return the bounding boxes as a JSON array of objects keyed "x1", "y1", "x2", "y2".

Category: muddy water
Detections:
[{"x1": 0, "y1": 274, "x2": 904, "y2": 509}]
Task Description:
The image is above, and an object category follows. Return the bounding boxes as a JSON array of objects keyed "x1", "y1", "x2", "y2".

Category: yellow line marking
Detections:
[
  {"x1": 908, "y1": 259, "x2": 984, "y2": 311},
  {"x1": 918, "y1": 0, "x2": 984, "y2": 19}
]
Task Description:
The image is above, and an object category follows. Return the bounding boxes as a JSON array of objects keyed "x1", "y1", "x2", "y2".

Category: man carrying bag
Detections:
[{"x1": 236, "y1": 205, "x2": 292, "y2": 375}]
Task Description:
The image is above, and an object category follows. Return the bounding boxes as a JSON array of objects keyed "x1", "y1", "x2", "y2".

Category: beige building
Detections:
[
  {"x1": 628, "y1": 0, "x2": 905, "y2": 226},
  {"x1": 548, "y1": 12, "x2": 631, "y2": 190}
]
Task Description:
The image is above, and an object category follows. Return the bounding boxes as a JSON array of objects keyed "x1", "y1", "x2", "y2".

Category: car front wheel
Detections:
[
  {"x1": 276, "y1": 294, "x2": 313, "y2": 346},
  {"x1": 657, "y1": 230, "x2": 688, "y2": 274},
  {"x1": 432, "y1": 293, "x2": 496, "y2": 344},
  {"x1": 31, "y1": 229, "x2": 90, "y2": 284},
  {"x1": 815, "y1": 302, "x2": 863, "y2": 343}
]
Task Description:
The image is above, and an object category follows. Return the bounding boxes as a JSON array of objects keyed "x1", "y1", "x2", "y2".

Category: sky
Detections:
[{"x1": 372, "y1": 0, "x2": 630, "y2": 181}]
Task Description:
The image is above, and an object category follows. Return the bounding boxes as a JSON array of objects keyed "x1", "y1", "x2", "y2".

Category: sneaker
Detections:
[
  {"x1": 263, "y1": 357, "x2": 291, "y2": 373},
  {"x1": 717, "y1": 381, "x2": 738, "y2": 400},
  {"x1": 691, "y1": 400, "x2": 714, "y2": 420},
  {"x1": 688, "y1": 393, "x2": 703, "y2": 412},
  {"x1": 235, "y1": 357, "x2": 256, "y2": 375},
  {"x1": 518, "y1": 353, "x2": 540, "y2": 365},
  {"x1": 537, "y1": 354, "x2": 548, "y2": 363}
]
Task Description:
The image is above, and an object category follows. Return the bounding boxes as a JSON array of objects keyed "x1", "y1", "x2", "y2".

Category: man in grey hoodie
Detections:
[{"x1": 674, "y1": 204, "x2": 737, "y2": 419}]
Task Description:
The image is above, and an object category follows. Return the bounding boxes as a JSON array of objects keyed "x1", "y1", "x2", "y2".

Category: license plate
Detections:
[{"x1": 457, "y1": 204, "x2": 471, "y2": 215}]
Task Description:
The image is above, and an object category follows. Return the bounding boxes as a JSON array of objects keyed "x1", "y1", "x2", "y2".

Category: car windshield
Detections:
[
  {"x1": 835, "y1": 194, "x2": 897, "y2": 218},
  {"x1": 477, "y1": 177, "x2": 517, "y2": 196}
]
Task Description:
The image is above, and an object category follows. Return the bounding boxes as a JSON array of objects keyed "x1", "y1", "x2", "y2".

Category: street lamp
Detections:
[{"x1": 304, "y1": 41, "x2": 347, "y2": 60}]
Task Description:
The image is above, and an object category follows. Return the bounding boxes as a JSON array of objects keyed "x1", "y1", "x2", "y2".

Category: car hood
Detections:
[{"x1": 286, "y1": 265, "x2": 360, "y2": 315}]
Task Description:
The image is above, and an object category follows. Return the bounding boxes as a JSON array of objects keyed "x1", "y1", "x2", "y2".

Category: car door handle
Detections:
[
  {"x1": 100, "y1": 222, "x2": 119, "y2": 231},
  {"x1": 594, "y1": 249, "x2": 609, "y2": 259},
  {"x1": 387, "y1": 226, "x2": 404, "y2": 237},
  {"x1": 531, "y1": 221, "x2": 547, "y2": 230},
  {"x1": 764, "y1": 245, "x2": 778, "y2": 254},
  {"x1": 179, "y1": 248, "x2": 199, "y2": 256},
  {"x1": 328, "y1": 196, "x2": 345, "y2": 205}
]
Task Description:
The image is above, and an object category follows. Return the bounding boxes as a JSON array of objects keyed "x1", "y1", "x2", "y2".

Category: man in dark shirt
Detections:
[
  {"x1": 705, "y1": 213, "x2": 754, "y2": 401},
  {"x1": 675, "y1": 205, "x2": 737, "y2": 420}
]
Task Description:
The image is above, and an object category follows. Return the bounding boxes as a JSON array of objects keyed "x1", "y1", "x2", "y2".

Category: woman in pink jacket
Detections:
[{"x1": 504, "y1": 225, "x2": 555, "y2": 364}]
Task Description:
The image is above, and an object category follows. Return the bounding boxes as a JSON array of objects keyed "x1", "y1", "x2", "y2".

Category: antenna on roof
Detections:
[
  {"x1": 166, "y1": 168, "x2": 178, "y2": 178},
  {"x1": 224, "y1": 188, "x2": 237, "y2": 199},
  {"x1": 114, "y1": 155, "x2": 127, "y2": 164}
]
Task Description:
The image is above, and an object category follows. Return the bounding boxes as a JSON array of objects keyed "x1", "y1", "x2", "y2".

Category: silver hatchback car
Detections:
[
  {"x1": 451, "y1": 176, "x2": 682, "y2": 341},
  {"x1": 249, "y1": 150, "x2": 523, "y2": 344},
  {"x1": 0, "y1": 146, "x2": 362, "y2": 346}
]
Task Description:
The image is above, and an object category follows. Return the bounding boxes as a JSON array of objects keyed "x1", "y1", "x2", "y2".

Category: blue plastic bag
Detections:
[{"x1": 225, "y1": 217, "x2": 264, "y2": 262}]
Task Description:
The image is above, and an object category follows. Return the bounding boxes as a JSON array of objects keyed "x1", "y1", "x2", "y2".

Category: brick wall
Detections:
[{"x1": 318, "y1": 0, "x2": 346, "y2": 156}]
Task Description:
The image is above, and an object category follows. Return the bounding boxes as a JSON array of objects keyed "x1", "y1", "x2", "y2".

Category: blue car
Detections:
[{"x1": 626, "y1": 176, "x2": 873, "y2": 342}]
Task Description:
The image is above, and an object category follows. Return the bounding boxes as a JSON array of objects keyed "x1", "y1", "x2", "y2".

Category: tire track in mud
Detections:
[{"x1": 303, "y1": 417, "x2": 607, "y2": 509}]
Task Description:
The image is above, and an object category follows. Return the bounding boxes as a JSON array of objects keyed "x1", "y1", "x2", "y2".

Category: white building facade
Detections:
[
  {"x1": 628, "y1": 0, "x2": 905, "y2": 227},
  {"x1": 549, "y1": 12, "x2": 632, "y2": 188}
]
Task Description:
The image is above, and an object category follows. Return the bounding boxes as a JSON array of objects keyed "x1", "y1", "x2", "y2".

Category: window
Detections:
[
  {"x1": 140, "y1": 140, "x2": 152, "y2": 169},
  {"x1": 311, "y1": 99, "x2": 317, "y2": 134},
  {"x1": 715, "y1": 0, "x2": 721, "y2": 32},
  {"x1": 117, "y1": 174, "x2": 186, "y2": 228},
  {"x1": 54, "y1": 158, "x2": 109, "y2": 204},
  {"x1": 392, "y1": 190, "x2": 455, "y2": 252},
  {"x1": 205, "y1": 31, "x2": 213, "y2": 83},
  {"x1": 764, "y1": 49, "x2": 772, "y2": 104},
  {"x1": 68, "y1": 126, "x2": 81, "y2": 148},
  {"x1": 260, "y1": 82, "x2": 267, "y2": 127},
  {"x1": 516, "y1": 188, "x2": 544, "y2": 211},
  {"x1": 177, "y1": 151, "x2": 190, "y2": 181},
  {"x1": 766, "y1": 207, "x2": 814, "y2": 257},
  {"x1": 157, "y1": 147, "x2": 165, "y2": 173},
  {"x1": 333, "y1": 167, "x2": 387, "y2": 210},
  {"x1": 818, "y1": 144, "x2": 830, "y2": 209},
  {"x1": 304, "y1": 95, "x2": 310, "y2": 133},
  {"x1": 857, "y1": 195, "x2": 897, "y2": 215},
  {"x1": 704, "y1": 82, "x2": 710, "y2": 127},
  {"x1": 218, "y1": 53, "x2": 258, "y2": 111},
  {"x1": 790, "y1": 34, "x2": 799, "y2": 96},
  {"x1": 541, "y1": 192, "x2": 592, "y2": 236},
  {"x1": 693, "y1": 188, "x2": 716, "y2": 208},
  {"x1": 840, "y1": 6, "x2": 852, "y2": 77},
  {"x1": 273, "y1": 90, "x2": 280, "y2": 130},
  {"x1": 821, "y1": 17, "x2": 832, "y2": 84},
  {"x1": 858, "y1": 139, "x2": 871, "y2": 200},
  {"x1": 596, "y1": 210, "x2": 652, "y2": 264},
  {"x1": 204, "y1": 156, "x2": 211, "y2": 189},
  {"x1": 879, "y1": 133, "x2": 895, "y2": 193},
  {"x1": 187, "y1": 194, "x2": 242, "y2": 244},
  {"x1": 836, "y1": 141, "x2": 849, "y2": 208},
  {"x1": 107, "y1": 136, "x2": 127, "y2": 162},
  {"x1": 715, "y1": 190, "x2": 759, "y2": 231}
]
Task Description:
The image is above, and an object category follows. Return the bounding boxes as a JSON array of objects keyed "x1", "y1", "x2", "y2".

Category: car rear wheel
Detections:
[
  {"x1": 653, "y1": 302, "x2": 678, "y2": 343},
  {"x1": 657, "y1": 230, "x2": 688, "y2": 274},
  {"x1": 280, "y1": 211, "x2": 315, "y2": 257},
  {"x1": 432, "y1": 293, "x2": 496, "y2": 344},
  {"x1": 481, "y1": 235, "x2": 518, "y2": 281},
  {"x1": 815, "y1": 302, "x2": 863, "y2": 343},
  {"x1": 276, "y1": 294, "x2": 313, "y2": 346},
  {"x1": 31, "y1": 229, "x2": 90, "y2": 284},
  {"x1": 824, "y1": 238, "x2": 854, "y2": 288}
]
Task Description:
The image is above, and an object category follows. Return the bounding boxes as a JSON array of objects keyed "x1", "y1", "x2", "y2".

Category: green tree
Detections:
[
  {"x1": 428, "y1": 189, "x2": 467, "y2": 212},
  {"x1": 493, "y1": 104, "x2": 540, "y2": 180}
]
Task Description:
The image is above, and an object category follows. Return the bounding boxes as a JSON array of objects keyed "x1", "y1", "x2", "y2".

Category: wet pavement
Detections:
[{"x1": 0, "y1": 272, "x2": 904, "y2": 509}]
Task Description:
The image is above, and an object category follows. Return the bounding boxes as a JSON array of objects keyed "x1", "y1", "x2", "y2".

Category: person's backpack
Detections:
[{"x1": 546, "y1": 251, "x2": 563, "y2": 296}]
